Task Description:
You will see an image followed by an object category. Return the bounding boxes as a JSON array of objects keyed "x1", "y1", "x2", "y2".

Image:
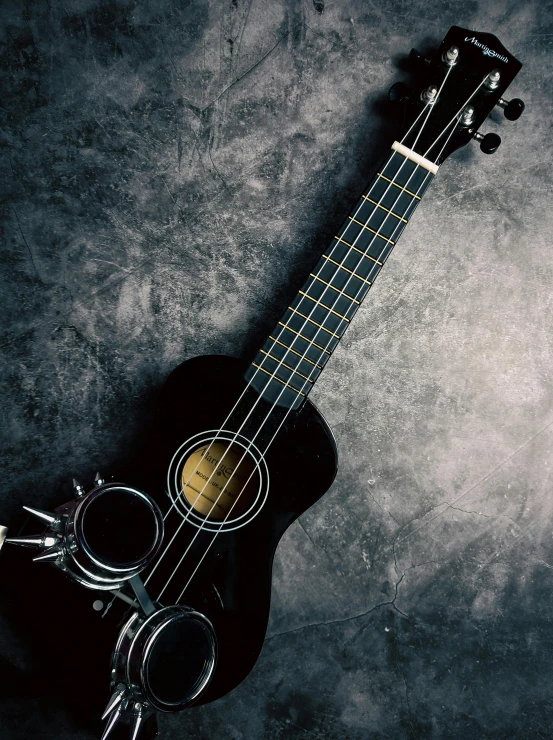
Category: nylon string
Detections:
[
  {"x1": 173, "y1": 98, "x2": 469, "y2": 603},
  {"x1": 143, "y1": 95, "x2": 436, "y2": 589},
  {"x1": 153, "y1": 68, "x2": 482, "y2": 601},
  {"x1": 152, "y1": 94, "x2": 443, "y2": 601},
  {"x1": 155, "y1": 65, "x2": 462, "y2": 600}
]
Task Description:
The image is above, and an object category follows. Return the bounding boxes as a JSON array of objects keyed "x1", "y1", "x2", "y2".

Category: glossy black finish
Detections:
[
  {"x1": 479, "y1": 132, "x2": 502, "y2": 154},
  {"x1": 503, "y1": 97, "x2": 525, "y2": 120},
  {"x1": 388, "y1": 82, "x2": 410, "y2": 104},
  {"x1": 0, "y1": 354, "x2": 338, "y2": 721},
  {"x1": 117, "y1": 354, "x2": 338, "y2": 703},
  {"x1": 409, "y1": 48, "x2": 430, "y2": 70}
]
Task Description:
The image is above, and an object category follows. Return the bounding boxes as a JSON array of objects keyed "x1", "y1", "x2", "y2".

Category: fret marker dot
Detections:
[{"x1": 93, "y1": 599, "x2": 104, "y2": 611}]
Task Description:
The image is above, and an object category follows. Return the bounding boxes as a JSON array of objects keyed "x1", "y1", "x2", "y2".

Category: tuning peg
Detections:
[
  {"x1": 474, "y1": 131, "x2": 501, "y2": 154},
  {"x1": 388, "y1": 82, "x2": 409, "y2": 104},
  {"x1": 73, "y1": 478, "x2": 86, "y2": 498},
  {"x1": 442, "y1": 45, "x2": 459, "y2": 66},
  {"x1": 94, "y1": 472, "x2": 105, "y2": 487},
  {"x1": 22, "y1": 505, "x2": 63, "y2": 531},
  {"x1": 497, "y1": 97, "x2": 525, "y2": 121},
  {"x1": 472, "y1": 130, "x2": 501, "y2": 154},
  {"x1": 409, "y1": 48, "x2": 429, "y2": 69}
]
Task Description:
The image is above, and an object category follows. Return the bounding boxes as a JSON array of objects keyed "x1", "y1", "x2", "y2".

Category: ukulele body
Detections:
[{"x1": 117, "y1": 353, "x2": 338, "y2": 704}]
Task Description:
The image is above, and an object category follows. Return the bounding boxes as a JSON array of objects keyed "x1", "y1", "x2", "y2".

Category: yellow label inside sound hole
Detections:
[{"x1": 181, "y1": 442, "x2": 257, "y2": 521}]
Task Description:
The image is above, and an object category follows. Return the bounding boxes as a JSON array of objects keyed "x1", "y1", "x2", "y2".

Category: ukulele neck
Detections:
[{"x1": 244, "y1": 145, "x2": 438, "y2": 410}]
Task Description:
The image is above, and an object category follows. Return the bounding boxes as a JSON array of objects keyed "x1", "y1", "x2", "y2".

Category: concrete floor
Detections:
[{"x1": 1, "y1": 0, "x2": 552, "y2": 738}]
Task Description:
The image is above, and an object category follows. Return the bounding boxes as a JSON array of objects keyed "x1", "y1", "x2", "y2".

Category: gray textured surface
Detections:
[{"x1": 1, "y1": 0, "x2": 551, "y2": 738}]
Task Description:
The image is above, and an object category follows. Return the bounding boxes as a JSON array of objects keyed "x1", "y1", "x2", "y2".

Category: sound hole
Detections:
[
  {"x1": 181, "y1": 441, "x2": 258, "y2": 521},
  {"x1": 82, "y1": 488, "x2": 158, "y2": 566},
  {"x1": 146, "y1": 616, "x2": 214, "y2": 706}
]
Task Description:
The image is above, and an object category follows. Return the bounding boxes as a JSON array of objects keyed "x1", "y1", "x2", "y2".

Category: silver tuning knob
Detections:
[
  {"x1": 442, "y1": 45, "x2": 459, "y2": 66},
  {"x1": 485, "y1": 68, "x2": 501, "y2": 89}
]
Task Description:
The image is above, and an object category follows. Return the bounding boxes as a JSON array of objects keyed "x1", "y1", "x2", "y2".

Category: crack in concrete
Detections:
[
  {"x1": 448, "y1": 505, "x2": 522, "y2": 532},
  {"x1": 297, "y1": 518, "x2": 319, "y2": 551},
  {"x1": 399, "y1": 656, "x2": 414, "y2": 730},
  {"x1": 204, "y1": 32, "x2": 288, "y2": 112},
  {"x1": 12, "y1": 208, "x2": 40, "y2": 279},
  {"x1": 207, "y1": 147, "x2": 229, "y2": 190},
  {"x1": 395, "y1": 415, "x2": 553, "y2": 549},
  {"x1": 266, "y1": 599, "x2": 395, "y2": 640},
  {"x1": 267, "y1": 568, "x2": 410, "y2": 642},
  {"x1": 367, "y1": 487, "x2": 400, "y2": 526}
]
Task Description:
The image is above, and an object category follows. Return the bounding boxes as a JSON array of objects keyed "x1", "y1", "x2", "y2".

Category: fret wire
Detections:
[
  {"x1": 275, "y1": 163, "x2": 423, "y2": 387},
  {"x1": 287, "y1": 306, "x2": 342, "y2": 339},
  {"x1": 362, "y1": 195, "x2": 408, "y2": 223},
  {"x1": 322, "y1": 255, "x2": 372, "y2": 286},
  {"x1": 267, "y1": 153, "x2": 414, "y2": 380},
  {"x1": 252, "y1": 362, "x2": 305, "y2": 395},
  {"x1": 298, "y1": 291, "x2": 350, "y2": 322},
  {"x1": 259, "y1": 349, "x2": 314, "y2": 383},
  {"x1": 377, "y1": 172, "x2": 421, "y2": 199},
  {"x1": 277, "y1": 322, "x2": 331, "y2": 354},
  {"x1": 334, "y1": 235, "x2": 382, "y2": 265},
  {"x1": 348, "y1": 216, "x2": 395, "y2": 244},
  {"x1": 309, "y1": 274, "x2": 360, "y2": 304},
  {"x1": 268, "y1": 335, "x2": 323, "y2": 367},
  {"x1": 251, "y1": 150, "x2": 433, "y2": 408}
]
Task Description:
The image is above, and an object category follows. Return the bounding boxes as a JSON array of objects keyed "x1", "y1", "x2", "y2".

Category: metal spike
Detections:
[
  {"x1": 73, "y1": 478, "x2": 86, "y2": 497},
  {"x1": 94, "y1": 472, "x2": 105, "y2": 487},
  {"x1": 101, "y1": 684, "x2": 128, "y2": 721},
  {"x1": 0, "y1": 525, "x2": 8, "y2": 551},
  {"x1": 101, "y1": 701, "x2": 125, "y2": 740},
  {"x1": 6, "y1": 535, "x2": 45, "y2": 549},
  {"x1": 130, "y1": 702, "x2": 145, "y2": 740},
  {"x1": 5, "y1": 534, "x2": 58, "y2": 549},
  {"x1": 33, "y1": 545, "x2": 62, "y2": 563},
  {"x1": 22, "y1": 506, "x2": 59, "y2": 527}
]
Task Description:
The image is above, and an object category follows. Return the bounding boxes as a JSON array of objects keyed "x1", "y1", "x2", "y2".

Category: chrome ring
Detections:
[
  {"x1": 111, "y1": 604, "x2": 217, "y2": 713},
  {"x1": 66, "y1": 483, "x2": 164, "y2": 589}
]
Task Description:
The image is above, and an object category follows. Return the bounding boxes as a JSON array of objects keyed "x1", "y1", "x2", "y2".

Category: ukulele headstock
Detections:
[{"x1": 390, "y1": 26, "x2": 523, "y2": 165}]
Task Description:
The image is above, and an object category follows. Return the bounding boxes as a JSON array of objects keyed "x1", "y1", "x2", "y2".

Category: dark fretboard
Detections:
[{"x1": 244, "y1": 147, "x2": 436, "y2": 410}]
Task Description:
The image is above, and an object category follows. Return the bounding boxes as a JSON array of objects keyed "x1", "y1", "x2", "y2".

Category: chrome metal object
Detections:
[
  {"x1": 442, "y1": 44, "x2": 459, "y2": 66},
  {"x1": 107, "y1": 604, "x2": 217, "y2": 717},
  {"x1": 0, "y1": 525, "x2": 8, "y2": 551},
  {"x1": 5, "y1": 478, "x2": 164, "y2": 591}
]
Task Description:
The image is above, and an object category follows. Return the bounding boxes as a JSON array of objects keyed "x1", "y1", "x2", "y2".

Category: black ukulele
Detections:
[{"x1": 0, "y1": 26, "x2": 523, "y2": 740}]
